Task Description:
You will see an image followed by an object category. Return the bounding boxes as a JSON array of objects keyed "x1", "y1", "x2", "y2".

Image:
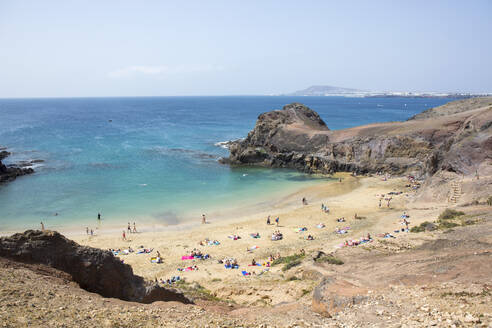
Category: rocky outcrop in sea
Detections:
[{"x1": 0, "y1": 149, "x2": 35, "y2": 184}]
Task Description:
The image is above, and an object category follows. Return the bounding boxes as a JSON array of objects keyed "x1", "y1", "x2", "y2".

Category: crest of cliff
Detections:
[{"x1": 0, "y1": 230, "x2": 191, "y2": 304}]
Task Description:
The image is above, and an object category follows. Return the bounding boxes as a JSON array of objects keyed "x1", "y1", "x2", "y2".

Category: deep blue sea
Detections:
[{"x1": 0, "y1": 96, "x2": 456, "y2": 232}]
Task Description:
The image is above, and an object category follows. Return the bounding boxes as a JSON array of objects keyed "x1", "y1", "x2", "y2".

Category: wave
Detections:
[{"x1": 214, "y1": 138, "x2": 243, "y2": 149}]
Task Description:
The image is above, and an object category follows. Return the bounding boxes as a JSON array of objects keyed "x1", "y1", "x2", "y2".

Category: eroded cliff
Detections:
[{"x1": 224, "y1": 100, "x2": 492, "y2": 180}]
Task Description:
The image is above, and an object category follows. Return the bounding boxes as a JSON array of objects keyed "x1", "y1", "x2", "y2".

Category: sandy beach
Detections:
[{"x1": 68, "y1": 173, "x2": 434, "y2": 305}]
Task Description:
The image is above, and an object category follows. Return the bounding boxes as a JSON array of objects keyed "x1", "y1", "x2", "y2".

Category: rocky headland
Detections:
[{"x1": 223, "y1": 98, "x2": 492, "y2": 203}]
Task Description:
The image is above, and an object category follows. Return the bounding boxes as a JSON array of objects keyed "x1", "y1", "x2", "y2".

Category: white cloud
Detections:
[{"x1": 108, "y1": 65, "x2": 224, "y2": 78}]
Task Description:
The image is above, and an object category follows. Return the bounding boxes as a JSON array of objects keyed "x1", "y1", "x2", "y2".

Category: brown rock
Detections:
[
  {"x1": 0, "y1": 230, "x2": 191, "y2": 304},
  {"x1": 312, "y1": 277, "x2": 368, "y2": 317}
]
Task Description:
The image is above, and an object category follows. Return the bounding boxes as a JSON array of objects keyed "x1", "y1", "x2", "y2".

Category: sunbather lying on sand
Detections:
[
  {"x1": 271, "y1": 230, "x2": 283, "y2": 241},
  {"x1": 177, "y1": 265, "x2": 198, "y2": 272}
]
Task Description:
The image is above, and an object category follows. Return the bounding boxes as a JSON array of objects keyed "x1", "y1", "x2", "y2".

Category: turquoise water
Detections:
[{"x1": 0, "y1": 96, "x2": 456, "y2": 231}]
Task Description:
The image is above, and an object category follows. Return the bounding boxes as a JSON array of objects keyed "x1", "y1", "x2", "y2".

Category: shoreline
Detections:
[
  {"x1": 69, "y1": 173, "x2": 416, "y2": 283},
  {"x1": 0, "y1": 173, "x2": 341, "y2": 237}
]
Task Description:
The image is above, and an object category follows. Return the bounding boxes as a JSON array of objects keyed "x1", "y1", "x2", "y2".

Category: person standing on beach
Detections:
[
  {"x1": 133, "y1": 222, "x2": 137, "y2": 233},
  {"x1": 40, "y1": 222, "x2": 45, "y2": 231},
  {"x1": 90, "y1": 229, "x2": 94, "y2": 236},
  {"x1": 275, "y1": 216, "x2": 279, "y2": 226},
  {"x1": 97, "y1": 213, "x2": 101, "y2": 221},
  {"x1": 266, "y1": 215, "x2": 271, "y2": 225},
  {"x1": 127, "y1": 222, "x2": 131, "y2": 234},
  {"x1": 202, "y1": 214, "x2": 206, "y2": 224},
  {"x1": 86, "y1": 227, "x2": 89, "y2": 235},
  {"x1": 122, "y1": 230, "x2": 126, "y2": 240}
]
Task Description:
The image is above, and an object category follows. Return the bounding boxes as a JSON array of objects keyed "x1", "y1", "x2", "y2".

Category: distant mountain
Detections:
[
  {"x1": 283, "y1": 85, "x2": 490, "y2": 98},
  {"x1": 284, "y1": 85, "x2": 366, "y2": 96}
]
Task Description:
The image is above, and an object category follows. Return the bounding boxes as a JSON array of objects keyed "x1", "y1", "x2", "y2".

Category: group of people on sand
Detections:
[
  {"x1": 321, "y1": 203, "x2": 330, "y2": 213},
  {"x1": 222, "y1": 258, "x2": 239, "y2": 269},
  {"x1": 188, "y1": 248, "x2": 210, "y2": 259},
  {"x1": 271, "y1": 230, "x2": 283, "y2": 241},
  {"x1": 343, "y1": 233, "x2": 372, "y2": 247},
  {"x1": 199, "y1": 238, "x2": 220, "y2": 246},
  {"x1": 266, "y1": 215, "x2": 280, "y2": 226},
  {"x1": 378, "y1": 195, "x2": 392, "y2": 208},
  {"x1": 159, "y1": 276, "x2": 181, "y2": 286},
  {"x1": 336, "y1": 217, "x2": 346, "y2": 222},
  {"x1": 121, "y1": 222, "x2": 138, "y2": 240},
  {"x1": 127, "y1": 222, "x2": 137, "y2": 233},
  {"x1": 85, "y1": 227, "x2": 95, "y2": 236}
]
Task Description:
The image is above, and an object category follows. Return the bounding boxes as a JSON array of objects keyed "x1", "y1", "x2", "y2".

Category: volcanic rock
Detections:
[
  {"x1": 0, "y1": 230, "x2": 191, "y2": 304},
  {"x1": 0, "y1": 150, "x2": 35, "y2": 184},
  {"x1": 224, "y1": 98, "x2": 492, "y2": 179}
]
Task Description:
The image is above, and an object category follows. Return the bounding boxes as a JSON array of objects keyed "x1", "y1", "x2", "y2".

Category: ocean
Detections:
[{"x1": 0, "y1": 96, "x2": 456, "y2": 232}]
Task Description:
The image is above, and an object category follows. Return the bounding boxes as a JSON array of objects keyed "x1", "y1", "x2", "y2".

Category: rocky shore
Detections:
[{"x1": 0, "y1": 148, "x2": 35, "y2": 184}]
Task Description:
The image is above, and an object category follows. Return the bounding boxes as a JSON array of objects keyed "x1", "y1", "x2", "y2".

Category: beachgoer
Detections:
[
  {"x1": 339, "y1": 178, "x2": 342, "y2": 183},
  {"x1": 266, "y1": 215, "x2": 271, "y2": 225},
  {"x1": 122, "y1": 230, "x2": 126, "y2": 240},
  {"x1": 202, "y1": 214, "x2": 206, "y2": 224},
  {"x1": 354, "y1": 213, "x2": 358, "y2": 220},
  {"x1": 97, "y1": 213, "x2": 101, "y2": 221},
  {"x1": 127, "y1": 222, "x2": 131, "y2": 233},
  {"x1": 379, "y1": 199, "x2": 382, "y2": 208},
  {"x1": 251, "y1": 259, "x2": 256, "y2": 266},
  {"x1": 133, "y1": 222, "x2": 137, "y2": 233},
  {"x1": 86, "y1": 227, "x2": 89, "y2": 235},
  {"x1": 275, "y1": 217, "x2": 279, "y2": 226},
  {"x1": 40, "y1": 222, "x2": 44, "y2": 231},
  {"x1": 90, "y1": 229, "x2": 93, "y2": 236}
]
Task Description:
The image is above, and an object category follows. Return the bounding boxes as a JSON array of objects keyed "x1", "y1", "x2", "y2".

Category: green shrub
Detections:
[
  {"x1": 301, "y1": 289, "x2": 311, "y2": 296},
  {"x1": 410, "y1": 221, "x2": 435, "y2": 233},
  {"x1": 282, "y1": 259, "x2": 302, "y2": 271},
  {"x1": 438, "y1": 220, "x2": 459, "y2": 229},
  {"x1": 314, "y1": 255, "x2": 344, "y2": 265},
  {"x1": 438, "y1": 209, "x2": 465, "y2": 221},
  {"x1": 272, "y1": 253, "x2": 305, "y2": 266}
]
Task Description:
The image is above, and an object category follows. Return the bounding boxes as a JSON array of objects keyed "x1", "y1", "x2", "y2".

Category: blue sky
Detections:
[{"x1": 0, "y1": 0, "x2": 491, "y2": 97}]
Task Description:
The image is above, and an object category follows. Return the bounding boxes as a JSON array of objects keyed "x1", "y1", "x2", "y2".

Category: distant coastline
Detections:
[{"x1": 280, "y1": 85, "x2": 491, "y2": 98}]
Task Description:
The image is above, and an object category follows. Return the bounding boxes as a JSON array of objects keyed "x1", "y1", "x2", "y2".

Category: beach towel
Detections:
[
  {"x1": 181, "y1": 255, "x2": 194, "y2": 260},
  {"x1": 241, "y1": 271, "x2": 250, "y2": 276},
  {"x1": 248, "y1": 263, "x2": 262, "y2": 266},
  {"x1": 248, "y1": 245, "x2": 259, "y2": 251},
  {"x1": 137, "y1": 248, "x2": 153, "y2": 254},
  {"x1": 150, "y1": 257, "x2": 161, "y2": 263}
]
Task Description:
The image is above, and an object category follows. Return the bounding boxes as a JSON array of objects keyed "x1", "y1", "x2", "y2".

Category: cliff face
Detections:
[
  {"x1": 224, "y1": 99, "x2": 492, "y2": 179},
  {"x1": 0, "y1": 230, "x2": 191, "y2": 304}
]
